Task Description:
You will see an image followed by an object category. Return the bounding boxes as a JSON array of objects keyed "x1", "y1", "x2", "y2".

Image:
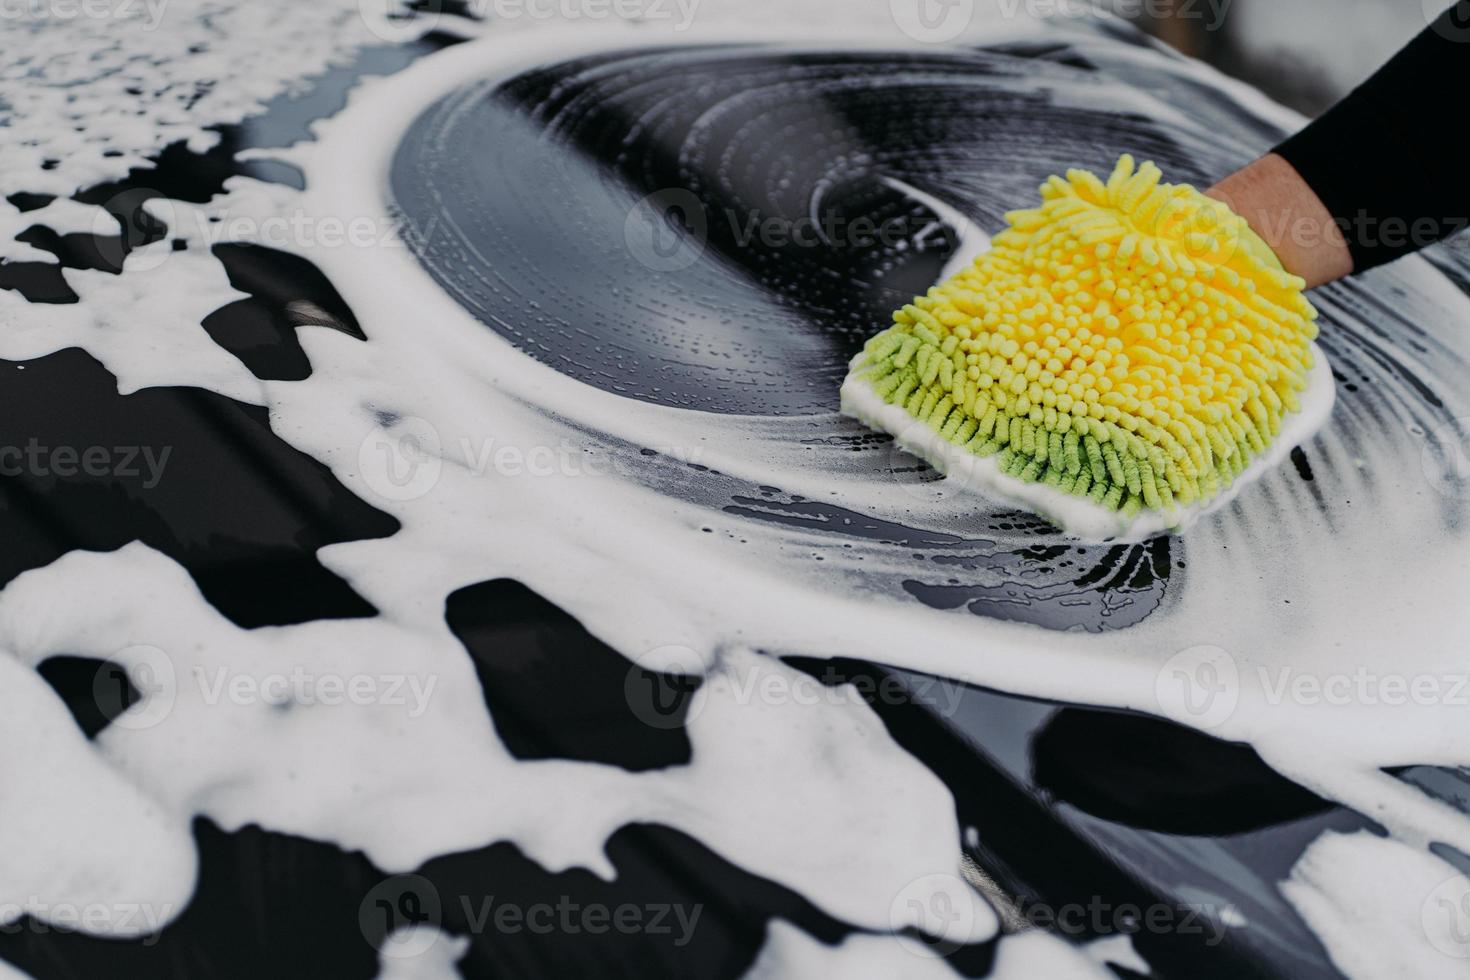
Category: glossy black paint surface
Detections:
[{"x1": 2, "y1": 25, "x2": 1454, "y2": 980}]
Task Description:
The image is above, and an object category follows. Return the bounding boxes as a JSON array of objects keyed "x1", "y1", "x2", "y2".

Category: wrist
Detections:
[{"x1": 1206, "y1": 153, "x2": 1353, "y2": 288}]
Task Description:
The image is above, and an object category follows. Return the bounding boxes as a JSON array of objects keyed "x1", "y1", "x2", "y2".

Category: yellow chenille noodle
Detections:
[{"x1": 850, "y1": 155, "x2": 1320, "y2": 519}]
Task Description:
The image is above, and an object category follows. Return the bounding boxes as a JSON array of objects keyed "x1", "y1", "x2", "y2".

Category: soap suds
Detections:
[
  {"x1": 375, "y1": 928, "x2": 469, "y2": 980},
  {"x1": 1282, "y1": 831, "x2": 1470, "y2": 979},
  {"x1": 987, "y1": 930, "x2": 1116, "y2": 978},
  {"x1": 4, "y1": 3, "x2": 1470, "y2": 977},
  {"x1": 0, "y1": 654, "x2": 195, "y2": 939},
  {"x1": 743, "y1": 921, "x2": 964, "y2": 979},
  {"x1": 0, "y1": 0, "x2": 382, "y2": 201},
  {"x1": 0, "y1": 544, "x2": 993, "y2": 942}
]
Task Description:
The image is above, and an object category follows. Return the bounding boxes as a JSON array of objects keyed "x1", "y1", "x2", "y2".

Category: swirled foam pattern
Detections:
[
  {"x1": 8, "y1": 5, "x2": 1470, "y2": 978},
  {"x1": 387, "y1": 39, "x2": 1470, "y2": 635},
  {"x1": 372, "y1": 36, "x2": 1470, "y2": 972}
]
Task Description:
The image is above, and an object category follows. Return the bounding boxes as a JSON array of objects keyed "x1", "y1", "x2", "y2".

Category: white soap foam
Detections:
[
  {"x1": 376, "y1": 928, "x2": 470, "y2": 980},
  {"x1": 0, "y1": 544, "x2": 993, "y2": 940},
  {"x1": 273, "y1": 15, "x2": 1470, "y2": 967},
  {"x1": 0, "y1": 197, "x2": 103, "y2": 264},
  {"x1": 987, "y1": 930, "x2": 1116, "y2": 978},
  {"x1": 0, "y1": 654, "x2": 195, "y2": 939},
  {"x1": 1085, "y1": 933, "x2": 1151, "y2": 974},
  {"x1": 1281, "y1": 830, "x2": 1470, "y2": 979},
  {"x1": 744, "y1": 923, "x2": 1127, "y2": 980},
  {"x1": 743, "y1": 920, "x2": 965, "y2": 979},
  {"x1": 4, "y1": 4, "x2": 1470, "y2": 978},
  {"x1": 0, "y1": 243, "x2": 263, "y2": 402},
  {"x1": 277, "y1": 19, "x2": 1470, "y2": 771},
  {"x1": 880, "y1": 177, "x2": 994, "y2": 283},
  {"x1": 0, "y1": 0, "x2": 382, "y2": 200}
]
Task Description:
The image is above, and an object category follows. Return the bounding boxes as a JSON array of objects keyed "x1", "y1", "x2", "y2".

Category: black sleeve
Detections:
[{"x1": 1272, "y1": 1, "x2": 1470, "y2": 273}]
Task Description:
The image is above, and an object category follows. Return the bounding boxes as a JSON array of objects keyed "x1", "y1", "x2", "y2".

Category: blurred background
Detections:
[{"x1": 1125, "y1": 0, "x2": 1438, "y2": 115}]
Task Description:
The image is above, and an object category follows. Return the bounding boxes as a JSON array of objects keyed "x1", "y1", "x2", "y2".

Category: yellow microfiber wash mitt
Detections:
[{"x1": 842, "y1": 155, "x2": 1325, "y2": 538}]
